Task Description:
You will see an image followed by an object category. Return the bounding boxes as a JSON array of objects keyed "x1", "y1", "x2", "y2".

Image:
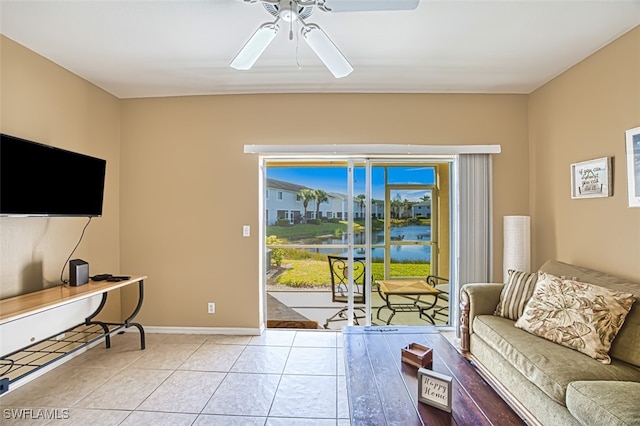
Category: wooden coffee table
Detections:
[{"x1": 343, "y1": 326, "x2": 525, "y2": 425}]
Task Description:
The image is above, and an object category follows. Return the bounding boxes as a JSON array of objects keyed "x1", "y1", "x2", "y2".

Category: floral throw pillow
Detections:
[{"x1": 515, "y1": 273, "x2": 636, "y2": 364}]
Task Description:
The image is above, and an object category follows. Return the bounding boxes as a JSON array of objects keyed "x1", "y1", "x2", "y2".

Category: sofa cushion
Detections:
[
  {"x1": 473, "y1": 314, "x2": 640, "y2": 405},
  {"x1": 566, "y1": 381, "x2": 640, "y2": 426},
  {"x1": 470, "y1": 334, "x2": 582, "y2": 426},
  {"x1": 494, "y1": 269, "x2": 538, "y2": 320},
  {"x1": 515, "y1": 273, "x2": 635, "y2": 364},
  {"x1": 539, "y1": 260, "x2": 640, "y2": 367}
]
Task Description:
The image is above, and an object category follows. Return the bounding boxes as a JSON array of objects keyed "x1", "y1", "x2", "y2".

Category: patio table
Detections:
[{"x1": 375, "y1": 279, "x2": 441, "y2": 325}]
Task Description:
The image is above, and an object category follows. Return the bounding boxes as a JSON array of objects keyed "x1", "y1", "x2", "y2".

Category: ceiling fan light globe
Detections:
[
  {"x1": 230, "y1": 22, "x2": 280, "y2": 70},
  {"x1": 278, "y1": 5, "x2": 299, "y2": 23},
  {"x1": 301, "y1": 24, "x2": 353, "y2": 78}
]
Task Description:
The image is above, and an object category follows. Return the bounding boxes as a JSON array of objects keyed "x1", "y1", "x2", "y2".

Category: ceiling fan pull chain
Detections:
[
  {"x1": 296, "y1": 20, "x2": 302, "y2": 69},
  {"x1": 289, "y1": 1, "x2": 294, "y2": 40}
]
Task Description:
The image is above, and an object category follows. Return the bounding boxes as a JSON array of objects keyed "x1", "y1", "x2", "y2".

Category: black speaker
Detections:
[{"x1": 69, "y1": 259, "x2": 89, "y2": 286}]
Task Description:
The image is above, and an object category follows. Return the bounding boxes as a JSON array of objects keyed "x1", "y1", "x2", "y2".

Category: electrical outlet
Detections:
[{"x1": 208, "y1": 302, "x2": 215, "y2": 314}]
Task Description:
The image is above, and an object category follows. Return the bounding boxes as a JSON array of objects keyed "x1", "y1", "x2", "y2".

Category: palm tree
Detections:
[
  {"x1": 419, "y1": 194, "x2": 432, "y2": 219},
  {"x1": 298, "y1": 188, "x2": 316, "y2": 221},
  {"x1": 403, "y1": 198, "x2": 411, "y2": 219},
  {"x1": 355, "y1": 194, "x2": 366, "y2": 219},
  {"x1": 314, "y1": 189, "x2": 329, "y2": 221},
  {"x1": 391, "y1": 193, "x2": 403, "y2": 218}
]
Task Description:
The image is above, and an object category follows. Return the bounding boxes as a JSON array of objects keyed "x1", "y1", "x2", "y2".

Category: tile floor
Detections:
[{"x1": 0, "y1": 330, "x2": 351, "y2": 425}]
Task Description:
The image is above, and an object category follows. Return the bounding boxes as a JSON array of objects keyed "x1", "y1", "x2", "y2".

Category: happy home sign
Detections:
[{"x1": 418, "y1": 368, "x2": 452, "y2": 412}]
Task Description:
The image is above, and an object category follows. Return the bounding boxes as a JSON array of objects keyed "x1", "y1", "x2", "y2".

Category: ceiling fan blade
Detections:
[
  {"x1": 319, "y1": 0, "x2": 419, "y2": 12},
  {"x1": 301, "y1": 24, "x2": 353, "y2": 79},
  {"x1": 230, "y1": 22, "x2": 280, "y2": 70}
]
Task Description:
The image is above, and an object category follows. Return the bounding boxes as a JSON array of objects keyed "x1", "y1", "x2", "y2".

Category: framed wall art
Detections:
[
  {"x1": 625, "y1": 126, "x2": 640, "y2": 208},
  {"x1": 570, "y1": 157, "x2": 612, "y2": 199}
]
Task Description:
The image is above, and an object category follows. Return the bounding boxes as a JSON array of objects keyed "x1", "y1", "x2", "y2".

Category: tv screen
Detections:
[{"x1": 0, "y1": 133, "x2": 106, "y2": 217}]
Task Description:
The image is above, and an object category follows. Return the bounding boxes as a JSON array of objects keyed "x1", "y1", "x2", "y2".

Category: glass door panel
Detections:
[
  {"x1": 265, "y1": 160, "x2": 368, "y2": 328},
  {"x1": 386, "y1": 186, "x2": 436, "y2": 279},
  {"x1": 264, "y1": 160, "x2": 446, "y2": 328},
  {"x1": 364, "y1": 163, "x2": 437, "y2": 278}
]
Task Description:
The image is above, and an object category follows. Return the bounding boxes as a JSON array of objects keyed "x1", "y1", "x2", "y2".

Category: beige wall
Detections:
[
  {"x1": 120, "y1": 94, "x2": 528, "y2": 327},
  {"x1": 2, "y1": 26, "x2": 637, "y2": 331},
  {"x1": 529, "y1": 26, "x2": 640, "y2": 282},
  {"x1": 0, "y1": 36, "x2": 122, "y2": 320}
]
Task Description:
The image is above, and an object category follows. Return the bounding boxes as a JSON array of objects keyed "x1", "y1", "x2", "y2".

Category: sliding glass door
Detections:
[{"x1": 263, "y1": 158, "x2": 450, "y2": 328}]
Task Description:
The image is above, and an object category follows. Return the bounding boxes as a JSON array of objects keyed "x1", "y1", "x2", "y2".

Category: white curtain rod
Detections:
[{"x1": 243, "y1": 144, "x2": 501, "y2": 155}]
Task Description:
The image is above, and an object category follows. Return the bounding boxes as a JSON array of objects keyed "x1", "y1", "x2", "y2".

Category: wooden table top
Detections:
[
  {"x1": 0, "y1": 276, "x2": 147, "y2": 325},
  {"x1": 377, "y1": 279, "x2": 440, "y2": 296},
  {"x1": 343, "y1": 326, "x2": 525, "y2": 426}
]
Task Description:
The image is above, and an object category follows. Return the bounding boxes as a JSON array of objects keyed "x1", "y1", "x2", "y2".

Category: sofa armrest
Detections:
[{"x1": 460, "y1": 283, "x2": 504, "y2": 353}]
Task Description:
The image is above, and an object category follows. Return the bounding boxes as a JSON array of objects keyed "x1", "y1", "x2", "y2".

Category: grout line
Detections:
[
  {"x1": 264, "y1": 330, "x2": 296, "y2": 419},
  {"x1": 3, "y1": 330, "x2": 350, "y2": 425}
]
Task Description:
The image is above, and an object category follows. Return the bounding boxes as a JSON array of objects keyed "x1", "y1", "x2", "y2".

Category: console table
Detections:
[
  {"x1": 0, "y1": 276, "x2": 147, "y2": 394},
  {"x1": 343, "y1": 326, "x2": 524, "y2": 425}
]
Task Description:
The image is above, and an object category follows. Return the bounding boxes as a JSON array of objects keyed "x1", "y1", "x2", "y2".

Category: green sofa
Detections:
[{"x1": 460, "y1": 260, "x2": 640, "y2": 426}]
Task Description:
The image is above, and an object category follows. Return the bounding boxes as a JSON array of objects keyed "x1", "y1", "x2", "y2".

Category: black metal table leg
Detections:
[
  {"x1": 85, "y1": 292, "x2": 112, "y2": 348},
  {"x1": 123, "y1": 280, "x2": 146, "y2": 349},
  {"x1": 88, "y1": 280, "x2": 146, "y2": 350}
]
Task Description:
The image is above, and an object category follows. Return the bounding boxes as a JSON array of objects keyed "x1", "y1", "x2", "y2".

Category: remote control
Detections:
[
  {"x1": 107, "y1": 276, "x2": 131, "y2": 282},
  {"x1": 91, "y1": 274, "x2": 113, "y2": 281}
]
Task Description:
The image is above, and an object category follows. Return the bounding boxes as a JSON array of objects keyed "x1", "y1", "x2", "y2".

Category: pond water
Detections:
[{"x1": 308, "y1": 225, "x2": 432, "y2": 262}]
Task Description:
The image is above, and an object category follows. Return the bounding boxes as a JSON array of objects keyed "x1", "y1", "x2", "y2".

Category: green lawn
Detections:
[
  {"x1": 267, "y1": 218, "x2": 433, "y2": 287},
  {"x1": 274, "y1": 259, "x2": 431, "y2": 287}
]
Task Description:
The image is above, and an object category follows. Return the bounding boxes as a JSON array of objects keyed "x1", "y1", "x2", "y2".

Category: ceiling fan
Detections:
[{"x1": 230, "y1": 0, "x2": 420, "y2": 78}]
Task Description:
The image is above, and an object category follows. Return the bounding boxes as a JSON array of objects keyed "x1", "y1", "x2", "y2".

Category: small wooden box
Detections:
[{"x1": 401, "y1": 342, "x2": 433, "y2": 368}]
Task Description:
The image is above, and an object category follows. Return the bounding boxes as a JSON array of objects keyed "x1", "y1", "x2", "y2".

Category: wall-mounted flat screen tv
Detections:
[{"x1": 1, "y1": 133, "x2": 106, "y2": 217}]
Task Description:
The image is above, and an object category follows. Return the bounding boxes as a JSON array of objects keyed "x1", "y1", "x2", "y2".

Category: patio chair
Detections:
[
  {"x1": 323, "y1": 256, "x2": 367, "y2": 329},
  {"x1": 419, "y1": 275, "x2": 449, "y2": 324}
]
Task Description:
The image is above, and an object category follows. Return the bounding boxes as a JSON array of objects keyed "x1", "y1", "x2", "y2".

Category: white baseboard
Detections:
[{"x1": 139, "y1": 326, "x2": 262, "y2": 336}]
